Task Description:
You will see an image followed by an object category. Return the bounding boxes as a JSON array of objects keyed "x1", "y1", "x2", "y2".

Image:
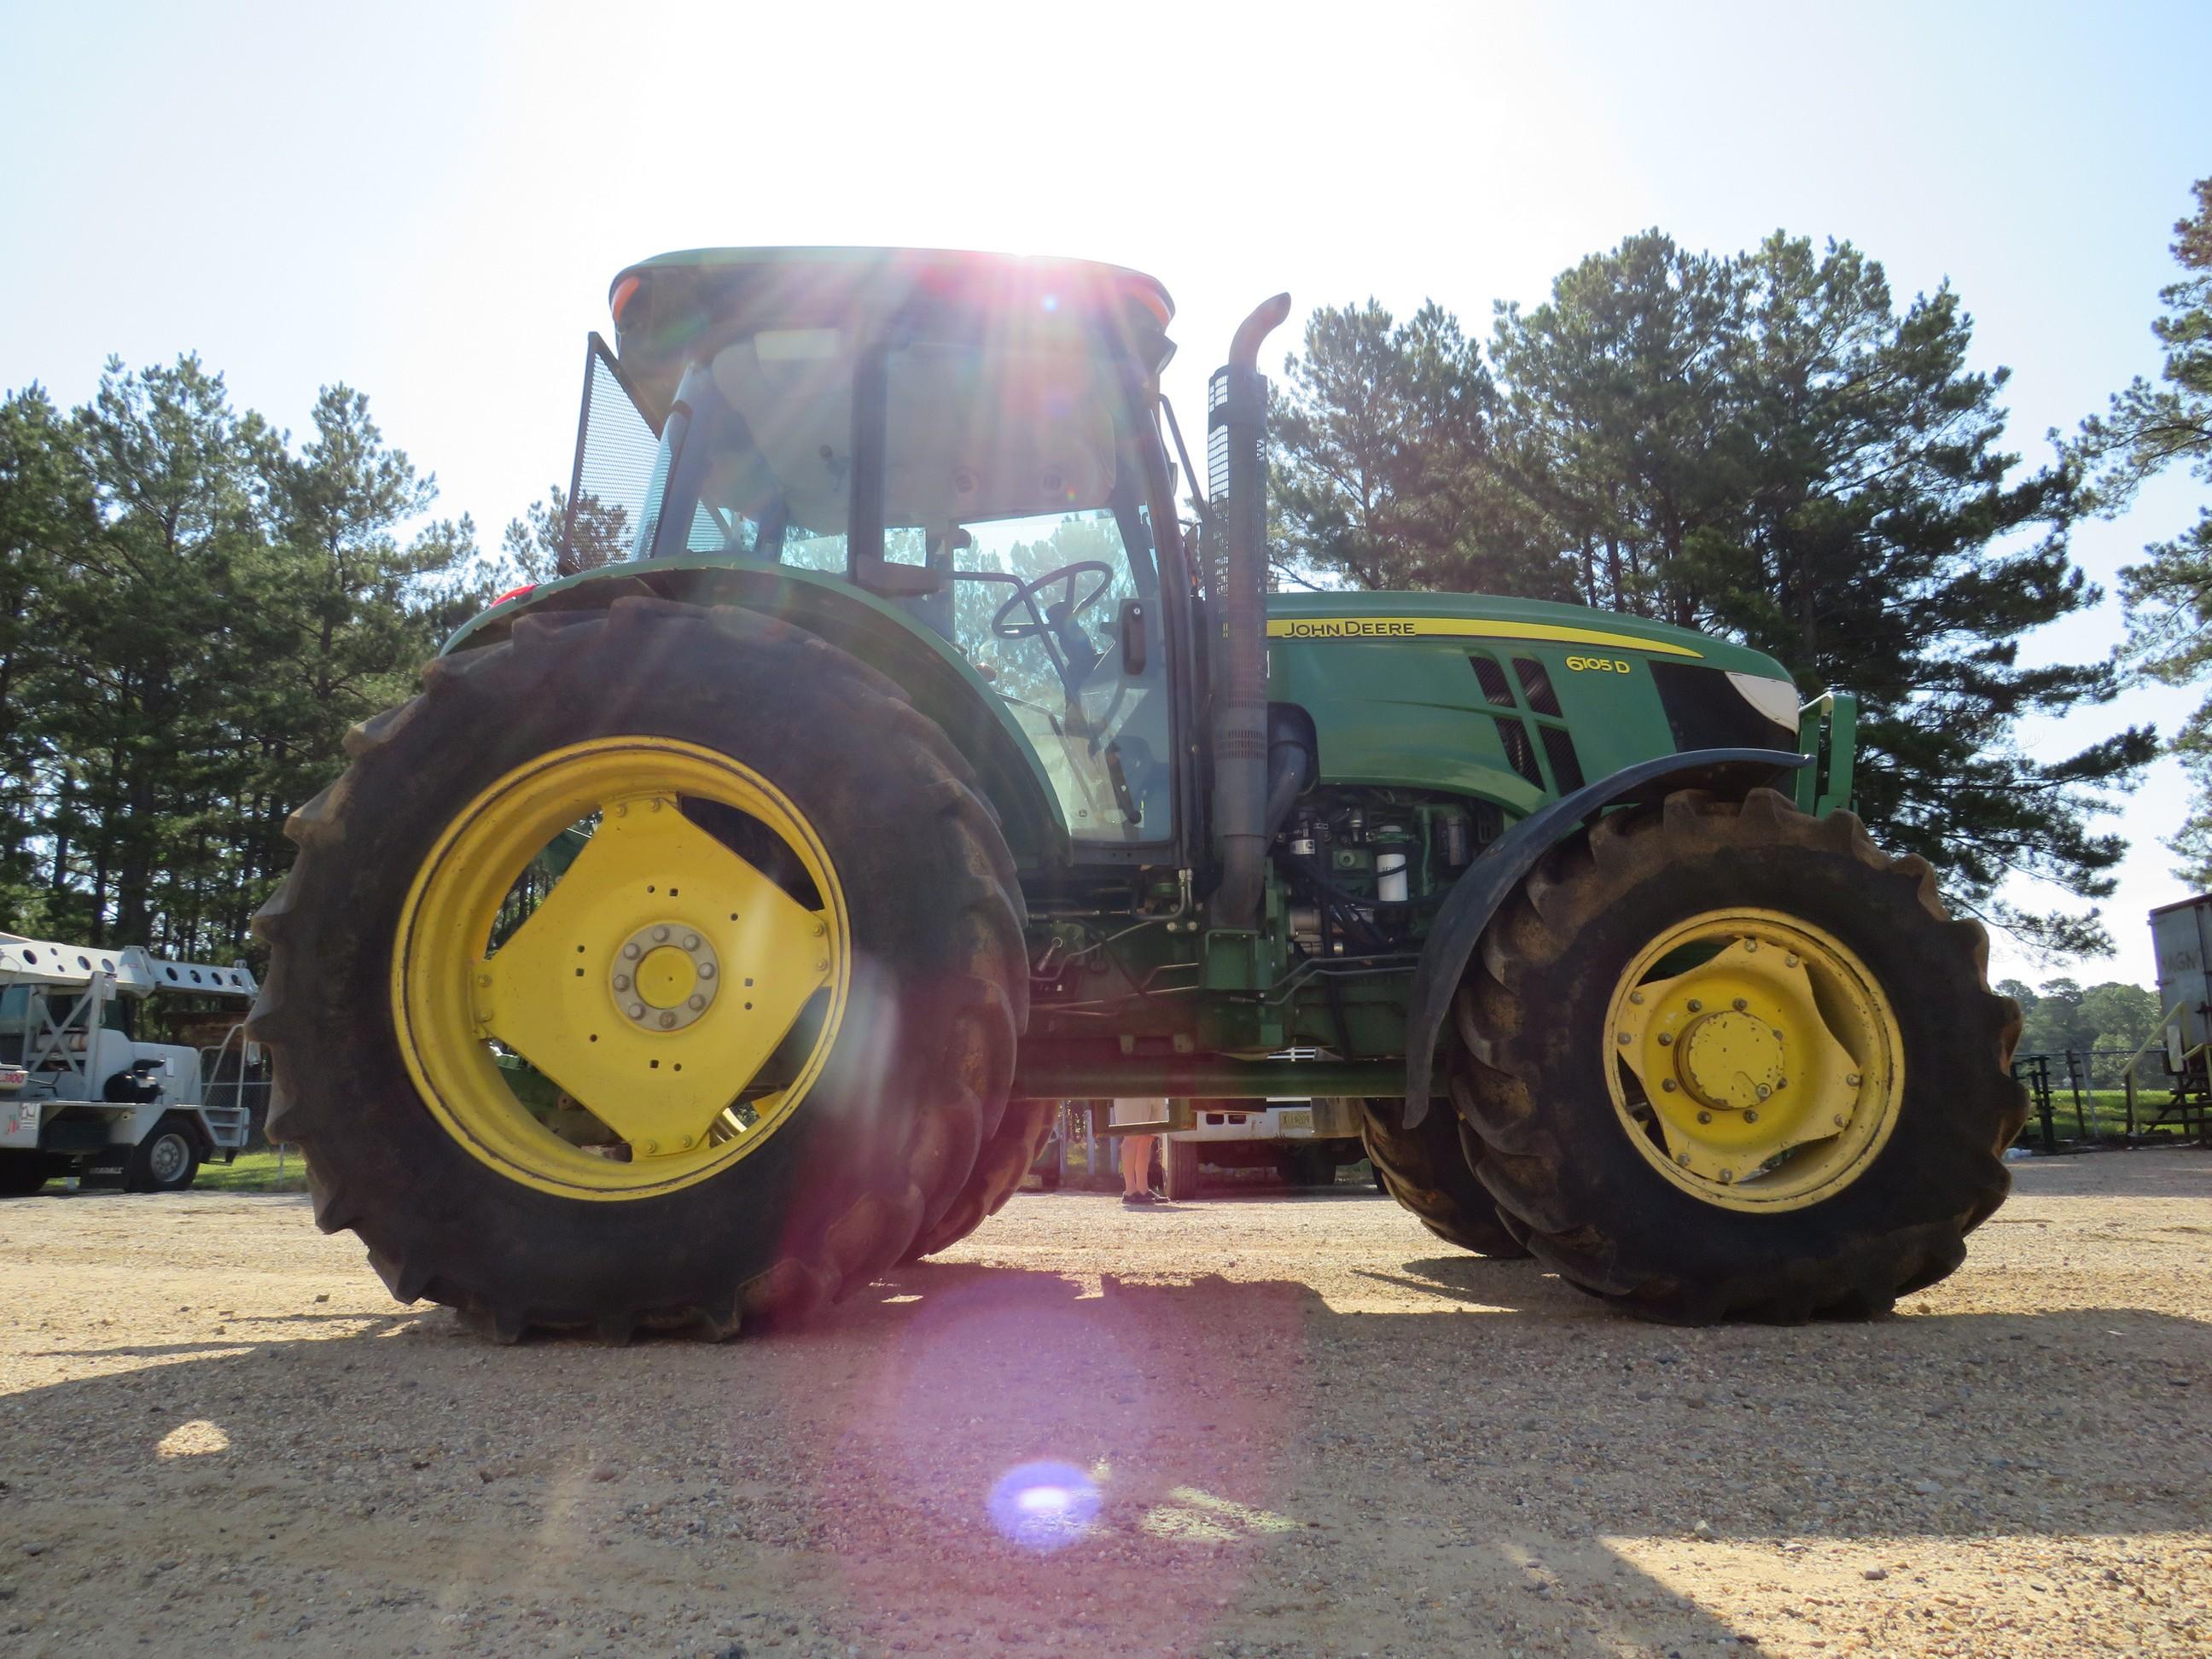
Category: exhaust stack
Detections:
[{"x1": 1207, "y1": 293, "x2": 1292, "y2": 928}]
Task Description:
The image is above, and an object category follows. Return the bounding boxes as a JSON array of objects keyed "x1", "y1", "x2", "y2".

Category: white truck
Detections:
[
  {"x1": 1160, "y1": 1097, "x2": 1366, "y2": 1200},
  {"x1": 0, "y1": 933, "x2": 259, "y2": 1195}
]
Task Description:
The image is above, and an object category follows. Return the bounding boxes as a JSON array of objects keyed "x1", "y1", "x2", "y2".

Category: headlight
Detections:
[{"x1": 1724, "y1": 672, "x2": 1802, "y2": 731}]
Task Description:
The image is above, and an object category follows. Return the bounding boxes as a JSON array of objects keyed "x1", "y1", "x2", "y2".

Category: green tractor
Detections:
[{"x1": 249, "y1": 249, "x2": 2024, "y2": 1339}]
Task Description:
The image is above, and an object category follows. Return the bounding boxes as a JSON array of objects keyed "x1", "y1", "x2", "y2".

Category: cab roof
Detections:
[{"x1": 606, "y1": 247, "x2": 1177, "y2": 418}]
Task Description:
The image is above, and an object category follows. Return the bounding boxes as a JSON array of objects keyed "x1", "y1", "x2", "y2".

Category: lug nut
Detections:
[
  {"x1": 1785, "y1": 953, "x2": 1800, "y2": 968},
  {"x1": 1833, "y1": 1113, "x2": 1847, "y2": 1126},
  {"x1": 1743, "y1": 940, "x2": 1758, "y2": 953},
  {"x1": 1775, "y1": 1076, "x2": 1788, "y2": 1090},
  {"x1": 640, "y1": 1139, "x2": 657, "y2": 1155},
  {"x1": 622, "y1": 943, "x2": 641, "y2": 960},
  {"x1": 613, "y1": 974, "x2": 631, "y2": 992},
  {"x1": 1657, "y1": 1033, "x2": 1674, "y2": 1047},
  {"x1": 684, "y1": 933, "x2": 700, "y2": 951},
  {"x1": 1629, "y1": 991, "x2": 1645, "y2": 1004},
  {"x1": 1676, "y1": 1152, "x2": 1692, "y2": 1167},
  {"x1": 659, "y1": 1011, "x2": 676, "y2": 1028},
  {"x1": 1733, "y1": 998, "x2": 1749, "y2": 1011},
  {"x1": 1697, "y1": 1109, "x2": 1712, "y2": 1124},
  {"x1": 698, "y1": 963, "x2": 715, "y2": 980},
  {"x1": 1755, "y1": 1084, "x2": 1772, "y2": 1100},
  {"x1": 1717, "y1": 1168, "x2": 1734, "y2": 1183},
  {"x1": 628, "y1": 1003, "x2": 645, "y2": 1019},
  {"x1": 1618, "y1": 1032, "x2": 1633, "y2": 1045},
  {"x1": 1743, "y1": 1109, "x2": 1760, "y2": 1123},
  {"x1": 1846, "y1": 1072, "x2": 1863, "y2": 1087},
  {"x1": 653, "y1": 926, "x2": 670, "y2": 943},
  {"x1": 688, "y1": 994, "x2": 705, "y2": 1010},
  {"x1": 1661, "y1": 1080, "x2": 1678, "y2": 1092},
  {"x1": 1687, "y1": 998, "x2": 1703, "y2": 1013}
]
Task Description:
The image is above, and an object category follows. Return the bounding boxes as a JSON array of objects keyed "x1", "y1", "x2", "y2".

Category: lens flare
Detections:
[{"x1": 987, "y1": 1459, "x2": 1099, "y2": 1551}]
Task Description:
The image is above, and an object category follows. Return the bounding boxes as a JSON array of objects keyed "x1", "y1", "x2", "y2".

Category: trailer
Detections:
[{"x1": 0, "y1": 934, "x2": 259, "y2": 1195}]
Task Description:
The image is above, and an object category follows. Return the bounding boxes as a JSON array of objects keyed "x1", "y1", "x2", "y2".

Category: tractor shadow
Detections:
[{"x1": 2, "y1": 1236, "x2": 2207, "y2": 1656}]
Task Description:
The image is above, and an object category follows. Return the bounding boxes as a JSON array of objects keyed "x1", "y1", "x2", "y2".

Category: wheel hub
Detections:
[
  {"x1": 612, "y1": 923, "x2": 719, "y2": 1031},
  {"x1": 1676, "y1": 1008, "x2": 1782, "y2": 1111},
  {"x1": 1605, "y1": 913, "x2": 1901, "y2": 1208}
]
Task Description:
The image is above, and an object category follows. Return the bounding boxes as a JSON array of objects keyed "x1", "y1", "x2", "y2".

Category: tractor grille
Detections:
[{"x1": 1650, "y1": 661, "x2": 1796, "y2": 752}]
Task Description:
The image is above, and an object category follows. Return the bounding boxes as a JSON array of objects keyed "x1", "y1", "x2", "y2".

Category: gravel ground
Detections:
[{"x1": 0, "y1": 1149, "x2": 2207, "y2": 1657}]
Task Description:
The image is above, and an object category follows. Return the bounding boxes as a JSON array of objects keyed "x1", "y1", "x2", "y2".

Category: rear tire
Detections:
[
  {"x1": 1359, "y1": 1099, "x2": 1527, "y2": 1256},
  {"x1": 903, "y1": 1099, "x2": 1058, "y2": 1259},
  {"x1": 1161, "y1": 1136, "x2": 1202, "y2": 1200},
  {"x1": 1452, "y1": 788, "x2": 2023, "y2": 1324},
  {"x1": 125, "y1": 1116, "x2": 201, "y2": 1193},
  {"x1": 251, "y1": 598, "x2": 1026, "y2": 1341}
]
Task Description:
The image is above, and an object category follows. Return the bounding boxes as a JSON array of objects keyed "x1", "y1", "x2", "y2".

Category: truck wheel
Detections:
[
  {"x1": 1161, "y1": 1136, "x2": 1202, "y2": 1200},
  {"x1": 1452, "y1": 788, "x2": 2024, "y2": 1324},
  {"x1": 250, "y1": 598, "x2": 1026, "y2": 1342},
  {"x1": 1359, "y1": 1100, "x2": 1527, "y2": 1256},
  {"x1": 125, "y1": 1115, "x2": 202, "y2": 1193},
  {"x1": 903, "y1": 1099, "x2": 1057, "y2": 1260},
  {"x1": 0, "y1": 1155, "x2": 51, "y2": 1196}
]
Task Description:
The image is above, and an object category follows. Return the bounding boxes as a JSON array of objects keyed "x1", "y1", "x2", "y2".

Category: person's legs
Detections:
[{"x1": 1120, "y1": 1132, "x2": 1156, "y2": 1197}]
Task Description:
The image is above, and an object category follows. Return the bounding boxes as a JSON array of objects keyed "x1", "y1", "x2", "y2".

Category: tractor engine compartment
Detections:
[{"x1": 1274, "y1": 789, "x2": 1504, "y2": 959}]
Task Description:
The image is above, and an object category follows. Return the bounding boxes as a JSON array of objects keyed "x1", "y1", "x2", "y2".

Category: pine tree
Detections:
[{"x1": 2068, "y1": 178, "x2": 2212, "y2": 880}]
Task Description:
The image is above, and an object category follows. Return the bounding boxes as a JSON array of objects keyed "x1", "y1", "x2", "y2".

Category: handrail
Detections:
[{"x1": 2119, "y1": 1002, "x2": 2192, "y2": 1141}]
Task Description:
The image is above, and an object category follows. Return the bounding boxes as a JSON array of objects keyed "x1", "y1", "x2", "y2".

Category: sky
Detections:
[{"x1": 2, "y1": 0, "x2": 2205, "y2": 987}]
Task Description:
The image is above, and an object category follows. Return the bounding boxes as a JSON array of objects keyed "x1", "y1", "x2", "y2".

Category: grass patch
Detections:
[{"x1": 195, "y1": 1148, "x2": 309, "y2": 1193}]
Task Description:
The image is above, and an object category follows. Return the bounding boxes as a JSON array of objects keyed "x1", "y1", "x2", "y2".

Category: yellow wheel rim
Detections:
[
  {"x1": 1603, "y1": 908, "x2": 1903, "y2": 1213},
  {"x1": 391, "y1": 737, "x2": 850, "y2": 1200}
]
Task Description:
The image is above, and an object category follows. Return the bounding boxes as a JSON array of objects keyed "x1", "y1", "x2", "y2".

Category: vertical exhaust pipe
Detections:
[{"x1": 1208, "y1": 293, "x2": 1292, "y2": 928}]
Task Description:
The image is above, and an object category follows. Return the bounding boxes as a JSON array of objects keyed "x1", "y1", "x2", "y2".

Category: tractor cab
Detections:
[{"x1": 572, "y1": 249, "x2": 1196, "y2": 849}]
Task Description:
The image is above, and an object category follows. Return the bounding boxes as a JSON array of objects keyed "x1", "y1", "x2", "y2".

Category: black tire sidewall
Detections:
[
  {"x1": 1479, "y1": 828, "x2": 2015, "y2": 1294},
  {"x1": 272, "y1": 609, "x2": 1014, "y2": 1324}
]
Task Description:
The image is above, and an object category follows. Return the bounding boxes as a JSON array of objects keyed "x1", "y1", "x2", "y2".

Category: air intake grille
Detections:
[
  {"x1": 1514, "y1": 657, "x2": 1563, "y2": 717},
  {"x1": 1540, "y1": 724, "x2": 1586, "y2": 794},
  {"x1": 1493, "y1": 716, "x2": 1542, "y2": 789},
  {"x1": 1470, "y1": 655, "x2": 1516, "y2": 707}
]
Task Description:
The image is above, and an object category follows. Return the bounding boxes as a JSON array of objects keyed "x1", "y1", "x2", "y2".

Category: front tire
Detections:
[
  {"x1": 251, "y1": 599, "x2": 1026, "y2": 1341},
  {"x1": 1360, "y1": 1099, "x2": 1527, "y2": 1256},
  {"x1": 1452, "y1": 788, "x2": 2023, "y2": 1324}
]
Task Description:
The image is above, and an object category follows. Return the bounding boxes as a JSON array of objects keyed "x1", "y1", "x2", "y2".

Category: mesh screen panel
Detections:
[{"x1": 562, "y1": 338, "x2": 662, "y2": 575}]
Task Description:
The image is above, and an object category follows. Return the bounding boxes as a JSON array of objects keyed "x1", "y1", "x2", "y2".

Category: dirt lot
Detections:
[{"x1": 0, "y1": 1150, "x2": 2207, "y2": 1658}]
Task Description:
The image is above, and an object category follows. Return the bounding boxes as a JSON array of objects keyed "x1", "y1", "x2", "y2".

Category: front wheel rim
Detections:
[
  {"x1": 1603, "y1": 908, "x2": 1904, "y2": 1213},
  {"x1": 391, "y1": 736, "x2": 852, "y2": 1201},
  {"x1": 148, "y1": 1134, "x2": 190, "y2": 1184}
]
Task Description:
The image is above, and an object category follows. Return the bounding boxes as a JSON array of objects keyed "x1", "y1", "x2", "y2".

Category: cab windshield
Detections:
[{"x1": 632, "y1": 331, "x2": 1174, "y2": 843}]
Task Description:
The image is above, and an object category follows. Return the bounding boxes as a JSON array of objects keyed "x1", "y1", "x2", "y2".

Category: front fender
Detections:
[{"x1": 1400, "y1": 748, "x2": 1811, "y2": 1127}]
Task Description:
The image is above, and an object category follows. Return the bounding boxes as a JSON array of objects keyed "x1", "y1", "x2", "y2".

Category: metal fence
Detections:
[{"x1": 2011, "y1": 1046, "x2": 2211, "y2": 1150}]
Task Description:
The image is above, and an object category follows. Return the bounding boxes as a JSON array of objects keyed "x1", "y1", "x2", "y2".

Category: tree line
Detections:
[
  {"x1": 0, "y1": 359, "x2": 535, "y2": 959},
  {"x1": 1268, "y1": 207, "x2": 2212, "y2": 954}
]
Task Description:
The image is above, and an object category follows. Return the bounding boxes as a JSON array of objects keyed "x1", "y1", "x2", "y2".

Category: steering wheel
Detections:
[{"x1": 990, "y1": 562, "x2": 1114, "y2": 642}]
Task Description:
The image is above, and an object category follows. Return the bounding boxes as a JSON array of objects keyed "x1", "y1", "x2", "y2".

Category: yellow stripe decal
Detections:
[{"x1": 1265, "y1": 615, "x2": 1703, "y2": 658}]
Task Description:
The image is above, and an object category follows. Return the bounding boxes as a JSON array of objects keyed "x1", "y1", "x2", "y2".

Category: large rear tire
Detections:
[
  {"x1": 1451, "y1": 788, "x2": 2023, "y2": 1324},
  {"x1": 250, "y1": 598, "x2": 1026, "y2": 1341},
  {"x1": 1359, "y1": 1099, "x2": 1527, "y2": 1256},
  {"x1": 903, "y1": 1098, "x2": 1057, "y2": 1260}
]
